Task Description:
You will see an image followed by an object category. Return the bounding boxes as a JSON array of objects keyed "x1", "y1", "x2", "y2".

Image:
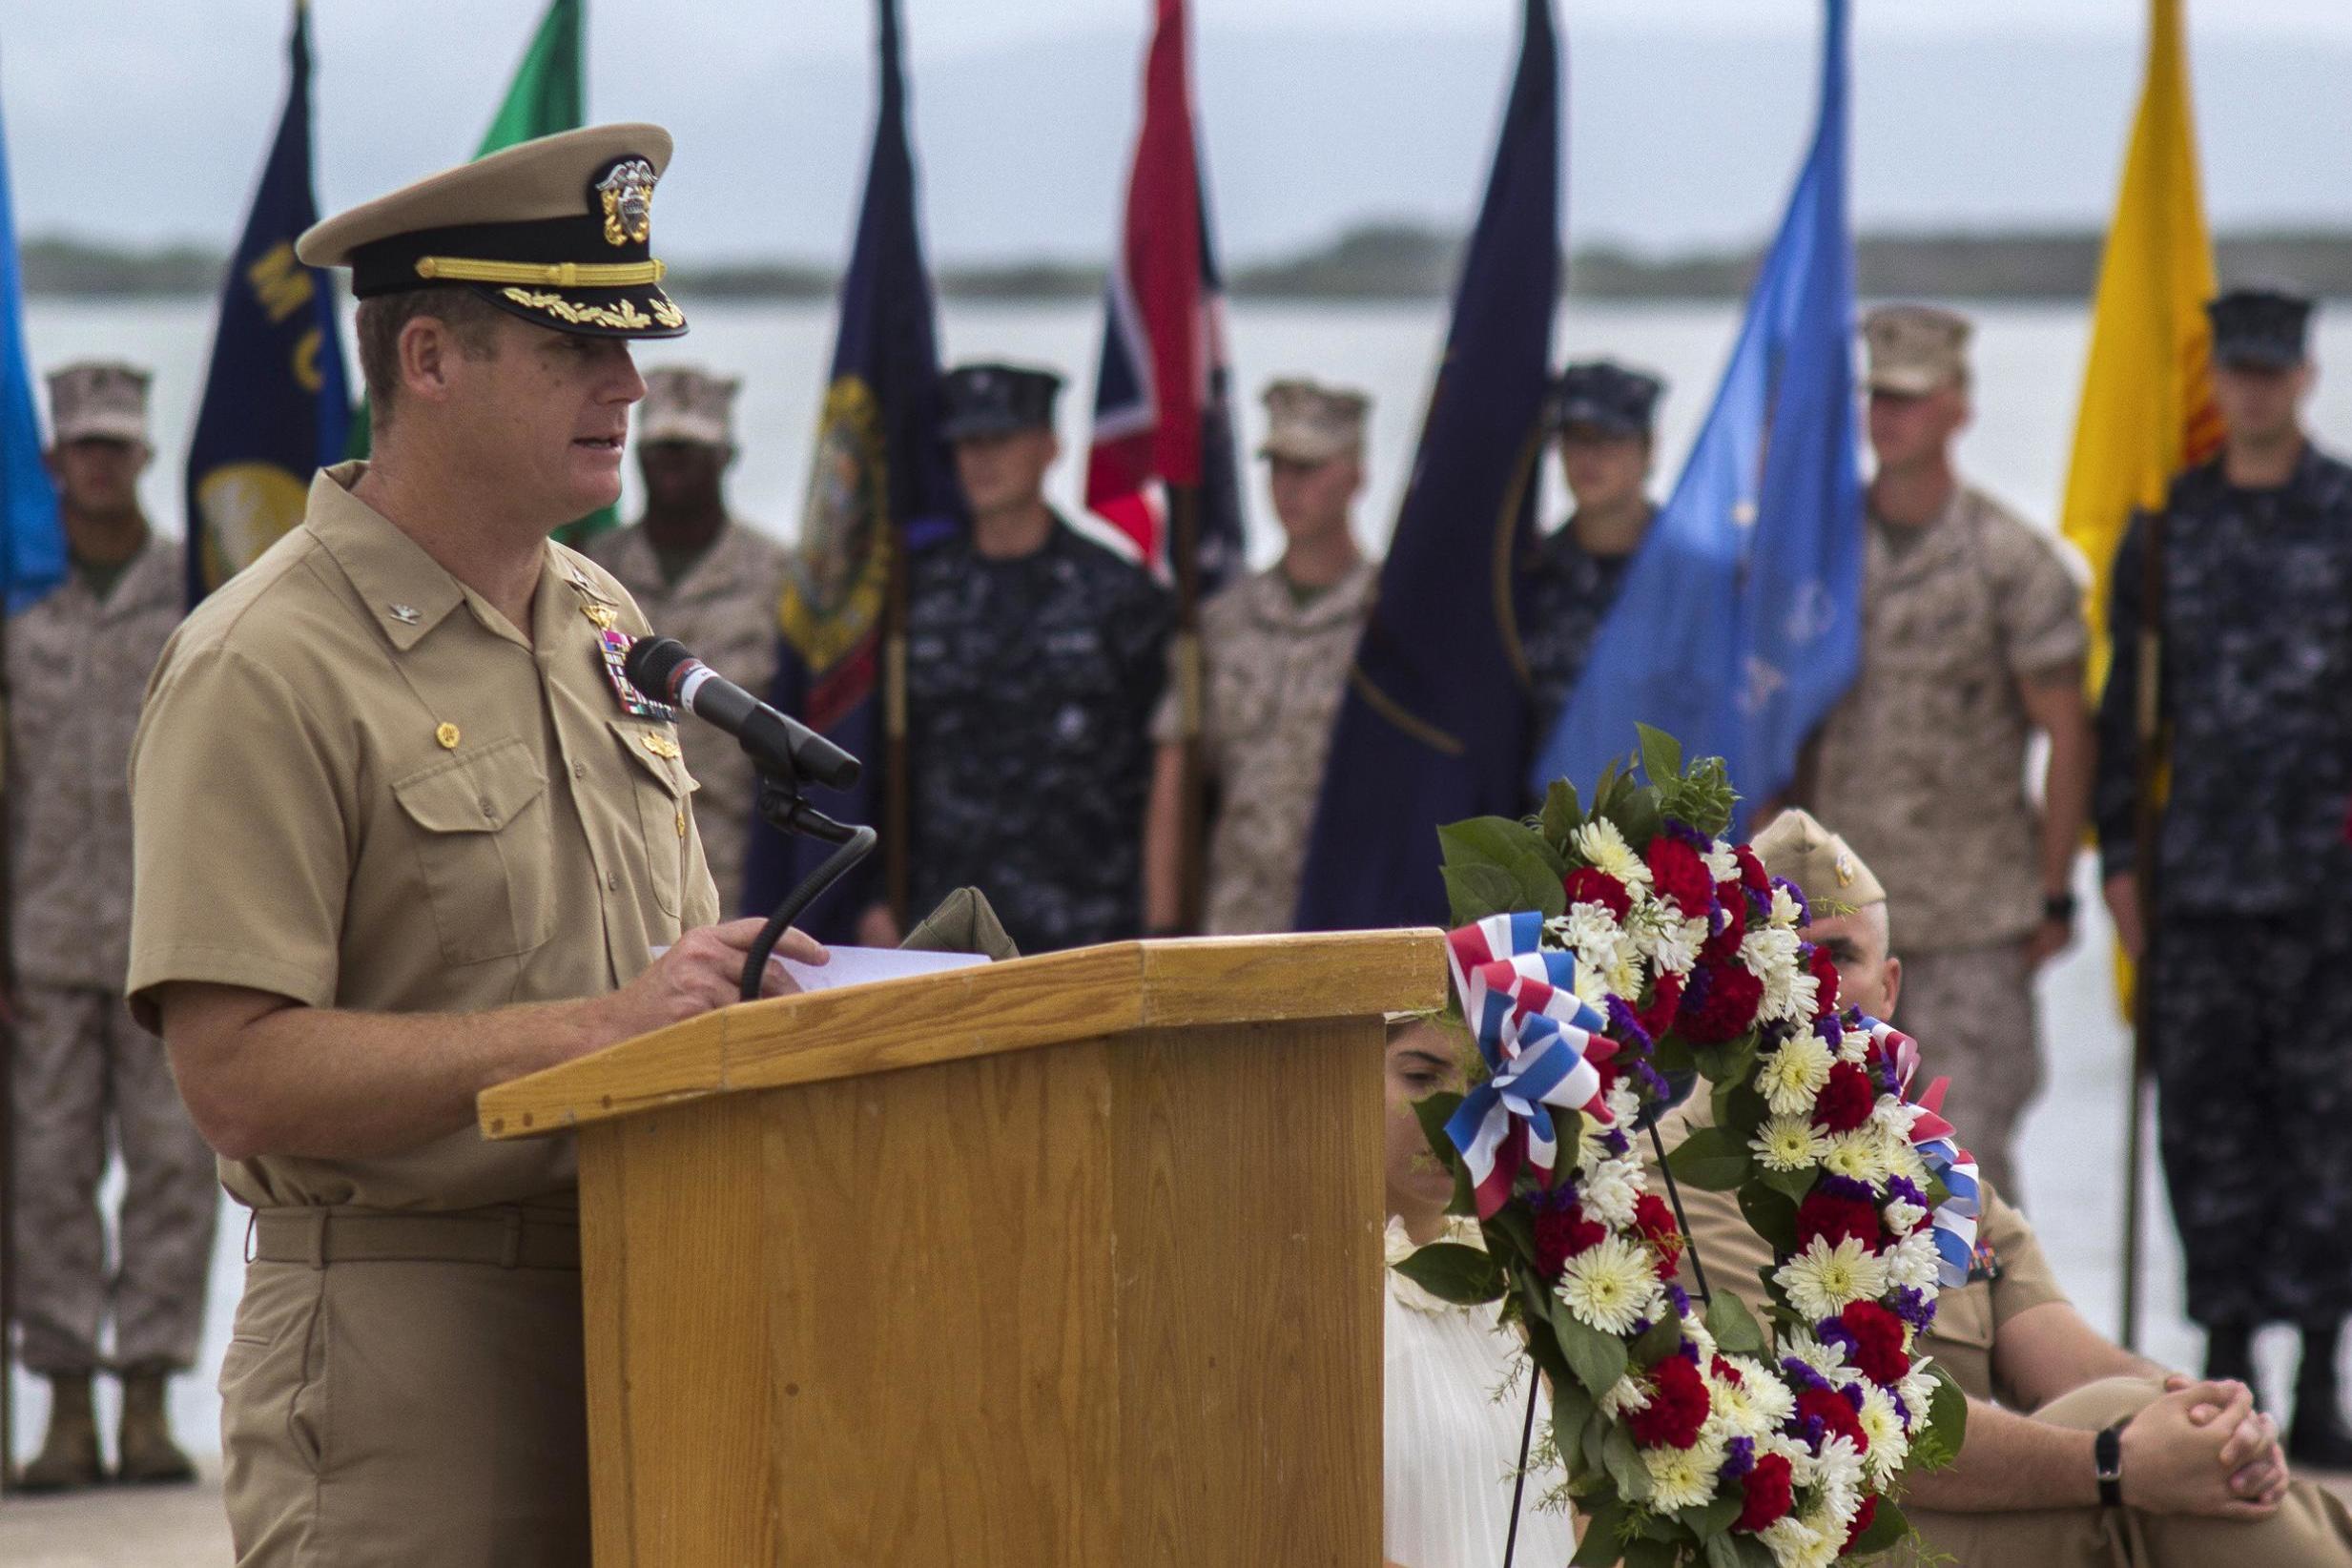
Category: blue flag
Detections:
[
  {"x1": 0, "y1": 83, "x2": 64, "y2": 614},
  {"x1": 1292, "y1": 0, "x2": 1560, "y2": 932},
  {"x1": 186, "y1": 0, "x2": 351, "y2": 603},
  {"x1": 748, "y1": 0, "x2": 959, "y2": 936},
  {"x1": 1531, "y1": 0, "x2": 1859, "y2": 831}
]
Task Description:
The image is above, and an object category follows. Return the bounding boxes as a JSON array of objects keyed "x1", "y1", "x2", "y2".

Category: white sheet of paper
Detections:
[{"x1": 773, "y1": 945, "x2": 989, "y2": 996}]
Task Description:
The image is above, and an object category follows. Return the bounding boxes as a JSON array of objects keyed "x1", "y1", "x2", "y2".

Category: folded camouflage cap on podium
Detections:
[{"x1": 898, "y1": 887, "x2": 1021, "y2": 962}]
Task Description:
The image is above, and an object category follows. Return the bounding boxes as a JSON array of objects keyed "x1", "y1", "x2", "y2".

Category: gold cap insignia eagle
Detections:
[{"x1": 595, "y1": 158, "x2": 657, "y2": 248}]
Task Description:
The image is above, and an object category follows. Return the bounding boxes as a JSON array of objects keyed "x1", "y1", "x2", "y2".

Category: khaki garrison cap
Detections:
[
  {"x1": 1260, "y1": 377, "x2": 1370, "y2": 464},
  {"x1": 299, "y1": 123, "x2": 686, "y2": 340},
  {"x1": 1751, "y1": 807, "x2": 1885, "y2": 910},
  {"x1": 47, "y1": 361, "x2": 152, "y2": 445},
  {"x1": 639, "y1": 366, "x2": 740, "y2": 449},
  {"x1": 1861, "y1": 303, "x2": 1970, "y2": 395}
]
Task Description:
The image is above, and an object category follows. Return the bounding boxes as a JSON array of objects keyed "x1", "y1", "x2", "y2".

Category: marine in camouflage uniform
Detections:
[
  {"x1": 586, "y1": 367, "x2": 790, "y2": 912},
  {"x1": 1804, "y1": 304, "x2": 2094, "y2": 1208},
  {"x1": 2095, "y1": 286, "x2": 2352, "y2": 1467},
  {"x1": 1515, "y1": 361, "x2": 1662, "y2": 739},
  {"x1": 1144, "y1": 378, "x2": 1375, "y2": 936},
  {"x1": 10, "y1": 362, "x2": 211, "y2": 1490},
  {"x1": 883, "y1": 363, "x2": 1171, "y2": 954}
]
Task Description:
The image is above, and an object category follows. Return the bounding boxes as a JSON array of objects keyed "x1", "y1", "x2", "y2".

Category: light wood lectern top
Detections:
[{"x1": 480, "y1": 929, "x2": 1445, "y2": 1567}]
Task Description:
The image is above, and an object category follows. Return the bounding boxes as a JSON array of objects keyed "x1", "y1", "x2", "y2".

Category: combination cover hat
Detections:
[{"x1": 298, "y1": 124, "x2": 686, "y2": 340}]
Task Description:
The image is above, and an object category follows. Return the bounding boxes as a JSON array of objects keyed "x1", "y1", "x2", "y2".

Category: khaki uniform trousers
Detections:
[
  {"x1": 1901, "y1": 1376, "x2": 2352, "y2": 1567},
  {"x1": 10, "y1": 983, "x2": 217, "y2": 1372},
  {"x1": 1895, "y1": 941, "x2": 2042, "y2": 1205},
  {"x1": 221, "y1": 1210, "x2": 589, "y2": 1568}
]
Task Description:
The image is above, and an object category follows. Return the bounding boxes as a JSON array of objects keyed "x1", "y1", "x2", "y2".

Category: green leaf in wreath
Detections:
[
  {"x1": 1550, "y1": 1376, "x2": 1595, "y2": 1450},
  {"x1": 1441, "y1": 862, "x2": 1530, "y2": 928},
  {"x1": 1572, "y1": 1496, "x2": 1629, "y2": 1567},
  {"x1": 1908, "y1": 1361, "x2": 1970, "y2": 1472},
  {"x1": 1636, "y1": 722, "x2": 1685, "y2": 785},
  {"x1": 1665, "y1": 1124, "x2": 1753, "y2": 1191},
  {"x1": 1703, "y1": 1530, "x2": 1746, "y2": 1568},
  {"x1": 1600, "y1": 1423, "x2": 1652, "y2": 1502},
  {"x1": 1736, "y1": 1183, "x2": 1801, "y2": 1258},
  {"x1": 1692, "y1": 1033, "x2": 1759, "y2": 1088},
  {"x1": 1848, "y1": 1496, "x2": 1910, "y2": 1556},
  {"x1": 1391, "y1": 1241, "x2": 1506, "y2": 1305},
  {"x1": 1557, "y1": 1309, "x2": 1632, "y2": 1399},
  {"x1": 1541, "y1": 777, "x2": 1584, "y2": 850},
  {"x1": 1485, "y1": 1204, "x2": 1537, "y2": 1267},
  {"x1": 1702, "y1": 1289, "x2": 1769, "y2": 1357},
  {"x1": 1579, "y1": 1402, "x2": 1611, "y2": 1475},
  {"x1": 1631, "y1": 1312, "x2": 1683, "y2": 1369},
  {"x1": 1410, "y1": 1090, "x2": 1466, "y2": 1172},
  {"x1": 1652, "y1": 1033, "x2": 1697, "y2": 1077},
  {"x1": 1437, "y1": 815, "x2": 1568, "y2": 917},
  {"x1": 1620, "y1": 1533, "x2": 1678, "y2": 1568},
  {"x1": 1676, "y1": 1488, "x2": 1743, "y2": 1540},
  {"x1": 1761, "y1": 1165, "x2": 1818, "y2": 1206},
  {"x1": 1610, "y1": 791, "x2": 1664, "y2": 857}
]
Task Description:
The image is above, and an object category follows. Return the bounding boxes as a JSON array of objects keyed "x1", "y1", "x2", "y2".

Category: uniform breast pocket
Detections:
[
  {"x1": 389, "y1": 740, "x2": 556, "y2": 965},
  {"x1": 610, "y1": 719, "x2": 698, "y2": 919}
]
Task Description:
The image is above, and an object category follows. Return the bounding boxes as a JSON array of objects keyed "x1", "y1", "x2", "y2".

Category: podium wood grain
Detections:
[{"x1": 485, "y1": 932, "x2": 1444, "y2": 1566}]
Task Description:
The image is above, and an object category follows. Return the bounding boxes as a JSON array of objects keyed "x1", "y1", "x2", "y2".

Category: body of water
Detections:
[{"x1": 16, "y1": 294, "x2": 2352, "y2": 1459}]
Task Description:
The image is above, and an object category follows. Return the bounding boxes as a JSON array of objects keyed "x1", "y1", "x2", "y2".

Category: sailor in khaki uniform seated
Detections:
[
  {"x1": 1644, "y1": 810, "x2": 2352, "y2": 1566},
  {"x1": 126, "y1": 125, "x2": 825, "y2": 1566}
]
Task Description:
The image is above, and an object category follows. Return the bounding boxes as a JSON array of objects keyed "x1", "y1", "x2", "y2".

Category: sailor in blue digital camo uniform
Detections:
[
  {"x1": 1514, "y1": 360, "x2": 1665, "y2": 732},
  {"x1": 2094, "y1": 285, "x2": 2352, "y2": 1469},
  {"x1": 861, "y1": 363, "x2": 1173, "y2": 955}
]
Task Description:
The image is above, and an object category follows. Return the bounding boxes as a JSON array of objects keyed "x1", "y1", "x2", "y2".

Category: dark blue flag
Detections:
[
  {"x1": 1532, "y1": 0, "x2": 1859, "y2": 831},
  {"x1": 0, "y1": 74, "x2": 64, "y2": 612},
  {"x1": 747, "y1": 0, "x2": 959, "y2": 938},
  {"x1": 1291, "y1": 0, "x2": 1561, "y2": 932},
  {"x1": 186, "y1": 0, "x2": 351, "y2": 603}
]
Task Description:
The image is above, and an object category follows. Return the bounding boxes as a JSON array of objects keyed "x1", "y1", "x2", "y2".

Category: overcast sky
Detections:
[{"x1": 8, "y1": 1, "x2": 2352, "y2": 261}]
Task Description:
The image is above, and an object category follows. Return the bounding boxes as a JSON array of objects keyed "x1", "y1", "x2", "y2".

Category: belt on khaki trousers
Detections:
[{"x1": 246, "y1": 1206, "x2": 582, "y2": 1271}]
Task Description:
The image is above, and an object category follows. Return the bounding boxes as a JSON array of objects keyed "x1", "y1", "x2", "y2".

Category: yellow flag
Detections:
[{"x1": 2061, "y1": 0, "x2": 2225, "y2": 696}]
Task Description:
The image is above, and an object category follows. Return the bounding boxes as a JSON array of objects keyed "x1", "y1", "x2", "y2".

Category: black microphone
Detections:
[{"x1": 623, "y1": 635, "x2": 860, "y2": 792}]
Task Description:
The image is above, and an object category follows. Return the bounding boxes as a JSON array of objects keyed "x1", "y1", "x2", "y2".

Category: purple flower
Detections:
[
  {"x1": 1666, "y1": 818, "x2": 1712, "y2": 850},
  {"x1": 1890, "y1": 1287, "x2": 1937, "y2": 1331},
  {"x1": 1816, "y1": 1174, "x2": 1876, "y2": 1204},
  {"x1": 1601, "y1": 1128, "x2": 1633, "y2": 1159},
  {"x1": 1814, "y1": 1012, "x2": 1846, "y2": 1049},
  {"x1": 1718, "y1": 1435, "x2": 1757, "y2": 1481},
  {"x1": 1890, "y1": 1392, "x2": 1913, "y2": 1430},
  {"x1": 1885, "y1": 1176, "x2": 1929, "y2": 1211},
  {"x1": 1839, "y1": 1383, "x2": 1866, "y2": 1413},
  {"x1": 1606, "y1": 996, "x2": 1655, "y2": 1052},
  {"x1": 1770, "y1": 877, "x2": 1812, "y2": 926},
  {"x1": 1816, "y1": 1320, "x2": 1861, "y2": 1359},
  {"x1": 1528, "y1": 1183, "x2": 1581, "y2": 1215},
  {"x1": 1780, "y1": 1356, "x2": 1830, "y2": 1393},
  {"x1": 1794, "y1": 1413, "x2": 1828, "y2": 1453},
  {"x1": 1631, "y1": 1060, "x2": 1673, "y2": 1105},
  {"x1": 1630, "y1": 1316, "x2": 1654, "y2": 1338},
  {"x1": 1666, "y1": 1283, "x2": 1692, "y2": 1319}
]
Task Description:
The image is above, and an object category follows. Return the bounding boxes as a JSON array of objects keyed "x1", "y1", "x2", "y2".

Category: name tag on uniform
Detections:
[{"x1": 595, "y1": 628, "x2": 679, "y2": 723}]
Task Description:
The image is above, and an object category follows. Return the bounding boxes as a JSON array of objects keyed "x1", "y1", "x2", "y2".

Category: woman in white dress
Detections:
[{"x1": 1384, "y1": 1019, "x2": 1578, "y2": 1567}]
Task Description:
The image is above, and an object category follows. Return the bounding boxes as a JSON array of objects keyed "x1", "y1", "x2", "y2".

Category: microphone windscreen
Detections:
[{"x1": 622, "y1": 635, "x2": 693, "y2": 701}]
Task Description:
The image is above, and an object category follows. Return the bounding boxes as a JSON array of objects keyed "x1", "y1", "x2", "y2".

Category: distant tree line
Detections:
[{"x1": 21, "y1": 223, "x2": 2352, "y2": 303}]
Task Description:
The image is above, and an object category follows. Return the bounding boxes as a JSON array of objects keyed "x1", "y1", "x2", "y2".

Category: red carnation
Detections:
[
  {"x1": 1532, "y1": 1203, "x2": 1606, "y2": 1279},
  {"x1": 1796, "y1": 1386, "x2": 1868, "y2": 1453},
  {"x1": 1677, "y1": 961, "x2": 1763, "y2": 1044},
  {"x1": 1711, "y1": 1353, "x2": 1744, "y2": 1387},
  {"x1": 1839, "y1": 1301, "x2": 1910, "y2": 1386},
  {"x1": 1811, "y1": 1060, "x2": 1876, "y2": 1134},
  {"x1": 1701, "y1": 891, "x2": 1749, "y2": 965},
  {"x1": 1844, "y1": 1495, "x2": 1879, "y2": 1552},
  {"x1": 1805, "y1": 943, "x2": 1841, "y2": 1018},
  {"x1": 1734, "y1": 843, "x2": 1771, "y2": 896},
  {"x1": 1635, "y1": 973, "x2": 1684, "y2": 1042},
  {"x1": 1795, "y1": 1188, "x2": 1885, "y2": 1253},
  {"x1": 1634, "y1": 1193, "x2": 1684, "y2": 1277},
  {"x1": 1626, "y1": 1353, "x2": 1711, "y2": 1451},
  {"x1": 1563, "y1": 867, "x2": 1634, "y2": 921},
  {"x1": 1645, "y1": 836, "x2": 1716, "y2": 918},
  {"x1": 1734, "y1": 1453, "x2": 1795, "y2": 1533}
]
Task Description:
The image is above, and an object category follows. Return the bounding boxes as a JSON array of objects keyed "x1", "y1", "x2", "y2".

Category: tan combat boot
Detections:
[
  {"x1": 18, "y1": 1372, "x2": 104, "y2": 1492},
  {"x1": 114, "y1": 1367, "x2": 196, "y2": 1485}
]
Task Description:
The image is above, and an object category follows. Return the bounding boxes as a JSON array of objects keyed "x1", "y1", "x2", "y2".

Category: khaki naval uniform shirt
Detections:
[
  {"x1": 586, "y1": 518, "x2": 789, "y2": 914},
  {"x1": 8, "y1": 535, "x2": 183, "y2": 990},
  {"x1": 1809, "y1": 486, "x2": 2087, "y2": 952},
  {"x1": 1150, "y1": 558, "x2": 1375, "y2": 935}
]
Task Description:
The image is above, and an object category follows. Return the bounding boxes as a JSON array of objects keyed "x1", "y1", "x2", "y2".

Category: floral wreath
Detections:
[{"x1": 1399, "y1": 727, "x2": 1976, "y2": 1568}]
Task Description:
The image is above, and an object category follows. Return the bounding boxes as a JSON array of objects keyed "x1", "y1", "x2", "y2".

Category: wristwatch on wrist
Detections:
[
  {"x1": 2094, "y1": 1422, "x2": 2124, "y2": 1508},
  {"x1": 2045, "y1": 892, "x2": 2080, "y2": 924}
]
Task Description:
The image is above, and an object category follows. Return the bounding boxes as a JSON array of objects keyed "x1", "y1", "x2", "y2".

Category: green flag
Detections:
[{"x1": 347, "y1": 0, "x2": 615, "y2": 546}]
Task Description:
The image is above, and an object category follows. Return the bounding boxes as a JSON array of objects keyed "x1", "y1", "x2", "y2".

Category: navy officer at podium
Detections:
[{"x1": 126, "y1": 125, "x2": 825, "y2": 1566}]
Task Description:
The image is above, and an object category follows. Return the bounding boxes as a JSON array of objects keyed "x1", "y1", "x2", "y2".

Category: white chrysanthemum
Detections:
[
  {"x1": 1767, "y1": 882, "x2": 1805, "y2": 928},
  {"x1": 1599, "y1": 1372, "x2": 1652, "y2": 1419},
  {"x1": 1858, "y1": 1383, "x2": 1910, "y2": 1487},
  {"x1": 1867, "y1": 1094, "x2": 1923, "y2": 1141},
  {"x1": 1777, "y1": 1328, "x2": 1856, "y2": 1388},
  {"x1": 1558, "y1": 901, "x2": 1628, "y2": 960},
  {"x1": 1558, "y1": 1235, "x2": 1662, "y2": 1335},
  {"x1": 1604, "y1": 1083, "x2": 1642, "y2": 1126},
  {"x1": 1820, "y1": 1128, "x2": 1896, "y2": 1184},
  {"x1": 1898, "y1": 1365, "x2": 1941, "y2": 1430},
  {"x1": 1680, "y1": 1311, "x2": 1718, "y2": 1362},
  {"x1": 1885, "y1": 1139, "x2": 1929, "y2": 1185},
  {"x1": 1752, "y1": 1113, "x2": 1831, "y2": 1172},
  {"x1": 1706, "y1": 1356, "x2": 1791, "y2": 1441},
  {"x1": 1811, "y1": 1436, "x2": 1867, "y2": 1524},
  {"x1": 1703, "y1": 840, "x2": 1741, "y2": 884},
  {"x1": 1835, "y1": 1025, "x2": 1870, "y2": 1063},
  {"x1": 1777, "y1": 1237, "x2": 1891, "y2": 1321},
  {"x1": 1742, "y1": 922, "x2": 1803, "y2": 980},
  {"x1": 1886, "y1": 1228, "x2": 1943, "y2": 1293},
  {"x1": 1572, "y1": 819, "x2": 1650, "y2": 885},
  {"x1": 1644, "y1": 1435, "x2": 1725, "y2": 1513},
  {"x1": 1758, "y1": 1034, "x2": 1835, "y2": 1117},
  {"x1": 1761, "y1": 1514, "x2": 1830, "y2": 1568},
  {"x1": 1581, "y1": 1157, "x2": 1642, "y2": 1229},
  {"x1": 1771, "y1": 967, "x2": 1823, "y2": 1026},
  {"x1": 1883, "y1": 1198, "x2": 1929, "y2": 1235},
  {"x1": 1628, "y1": 903, "x2": 1705, "y2": 976}
]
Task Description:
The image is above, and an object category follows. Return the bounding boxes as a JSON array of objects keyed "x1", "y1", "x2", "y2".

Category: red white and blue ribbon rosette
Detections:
[{"x1": 1857, "y1": 1018, "x2": 1983, "y2": 1288}]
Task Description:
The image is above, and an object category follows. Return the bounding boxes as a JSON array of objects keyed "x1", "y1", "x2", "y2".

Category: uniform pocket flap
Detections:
[
  {"x1": 391, "y1": 739, "x2": 548, "y2": 834},
  {"x1": 608, "y1": 717, "x2": 697, "y2": 795}
]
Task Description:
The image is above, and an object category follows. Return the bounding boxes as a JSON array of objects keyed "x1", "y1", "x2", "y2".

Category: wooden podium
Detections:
[{"x1": 479, "y1": 930, "x2": 1444, "y2": 1566}]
